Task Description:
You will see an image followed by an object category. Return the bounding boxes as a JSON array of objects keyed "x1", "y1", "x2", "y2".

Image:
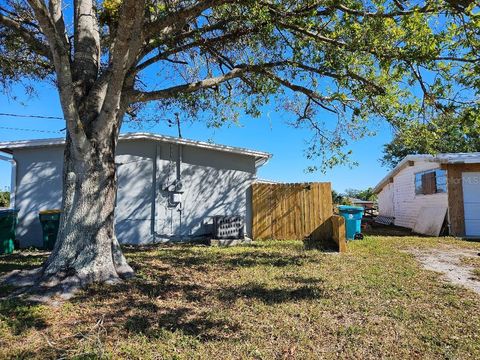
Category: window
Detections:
[{"x1": 415, "y1": 169, "x2": 447, "y2": 195}]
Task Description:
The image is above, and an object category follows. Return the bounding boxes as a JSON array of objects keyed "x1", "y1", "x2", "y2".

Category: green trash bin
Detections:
[
  {"x1": 0, "y1": 209, "x2": 18, "y2": 255},
  {"x1": 39, "y1": 209, "x2": 61, "y2": 250}
]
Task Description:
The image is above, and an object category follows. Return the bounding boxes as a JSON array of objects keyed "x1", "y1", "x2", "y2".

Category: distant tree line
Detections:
[
  {"x1": 382, "y1": 109, "x2": 480, "y2": 168},
  {"x1": 0, "y1": 189, "x2": 10, "y2": 208},
  {"x1": 332, "y1": 188, "x2": 377, "y2": 205}
]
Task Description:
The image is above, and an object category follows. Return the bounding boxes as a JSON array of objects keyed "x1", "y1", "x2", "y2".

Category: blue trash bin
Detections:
[{"x1": 338, "y1": 205, "x2": 364, "y2": 240}]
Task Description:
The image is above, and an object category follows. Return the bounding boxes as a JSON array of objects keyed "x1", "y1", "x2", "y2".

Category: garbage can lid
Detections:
[
  {"x1": 39, "y1": 209, "x2": 62, "y2": 214},
  {"x1": 338, "y1": 205, "x2": 364, "y2": 212}
]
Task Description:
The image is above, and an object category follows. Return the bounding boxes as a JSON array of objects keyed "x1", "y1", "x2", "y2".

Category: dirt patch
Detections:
[
  {"x1": 408, "y1": 247, "x2": 480, "y2": 295},
  {"x1": 363, "y1": 223, "x2": 413, "y2": 237}
]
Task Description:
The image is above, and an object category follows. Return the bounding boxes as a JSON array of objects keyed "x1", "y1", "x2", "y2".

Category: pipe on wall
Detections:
[
  {"x1": 176, "y1": 144, "x2": 182, "y2": 185},
  {"x1": 0, "y1": 154, "x2": 17, "y2": 209},
  {"x1": 152, "y1": 144, "x2": 161, "y2": 236},
  {"x1": 152, "y1": 143, "x2": 185, "y2": 240}
]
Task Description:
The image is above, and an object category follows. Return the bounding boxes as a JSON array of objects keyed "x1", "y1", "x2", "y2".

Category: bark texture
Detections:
[
  {"x1": 23, "y1": 0, "x2": 146, "y2": 295},
  {"x1": 40, "y1": 135, "x2": 134, "y2": 290}
]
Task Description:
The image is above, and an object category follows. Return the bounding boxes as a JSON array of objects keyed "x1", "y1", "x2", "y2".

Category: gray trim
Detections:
[{"x1": 0, "y1": 132, "x2": 271, "y2": 163}]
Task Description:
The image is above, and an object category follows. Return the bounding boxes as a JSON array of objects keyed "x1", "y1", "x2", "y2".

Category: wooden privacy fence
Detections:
[
  {"x1": 252, "y1": 182, "x2": 330, "y2": 238},
  {"x1": 252, "y1": 182, "x2": 346, "y2": 251}
]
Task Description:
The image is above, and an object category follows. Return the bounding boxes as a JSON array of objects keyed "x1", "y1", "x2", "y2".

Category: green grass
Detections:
[
  {"x1": 1, "y1": 236, "x2": 480, "y2": 359},
  {"x1": 461, "y1": 254, "x2": 480, "y2": 281}
]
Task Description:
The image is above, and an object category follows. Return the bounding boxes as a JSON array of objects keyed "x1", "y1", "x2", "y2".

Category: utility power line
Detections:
[
  {"x1": 0, "y1": 112, "x2": 65, "y2": 134},
  {"x1": 0, "y1": 112, "x2": 64, "y2": 120},
  {"x1": 0, "y1": 126, "x2": 65, "y2": 134}
]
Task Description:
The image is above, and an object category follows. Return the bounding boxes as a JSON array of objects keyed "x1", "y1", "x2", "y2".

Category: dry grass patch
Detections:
[
  {"x1": 461, "y1": 254, "x2": 480, "y2": 281},
  {"x1": 1, "y1": 237, "x2": 480, "y2": 359}
]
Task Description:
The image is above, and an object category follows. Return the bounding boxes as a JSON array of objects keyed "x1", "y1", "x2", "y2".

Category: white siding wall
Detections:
[
  {"x1": 13, "y1": 147, "x2": 63, "y2": 247},
  {"x1": 377, "y1": 182, "x2": 394, "y2": 217},
  {"x1": 393, "y1": 161, "x2": 448, "y2": 228},
  {"x1": 377, "y1": 161, "x2": 448, "y2": 229}
]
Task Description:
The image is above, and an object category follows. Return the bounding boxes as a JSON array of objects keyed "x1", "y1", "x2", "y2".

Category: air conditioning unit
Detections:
[{"x1": 213, "y1": 216, "x2": 244, "y2": 239}]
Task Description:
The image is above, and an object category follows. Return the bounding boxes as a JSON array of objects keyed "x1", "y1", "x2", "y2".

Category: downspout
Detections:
[
  {"x1": 174, "y1": 112, "x2": 184, "y2": 236},
  {"x1": 176, "y1": 144, "x2": 182, "y2": 185},
  {"x1": 0, "y1": 154, "x2": 17, "y2": 209},
  {"x1": 176, "y1": 144, "x2": 183, "y2": 234},
  {"x1": 153, "y1": 143, "x2": 183, "y2": 239},
  {"x1": 152, "y1": 144, "x2": 161, "y2": 237}
]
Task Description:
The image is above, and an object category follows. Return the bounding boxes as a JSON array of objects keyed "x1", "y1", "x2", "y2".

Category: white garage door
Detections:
[{"x1": 462, "y1": 172, "x2": 480, "y2": 237}]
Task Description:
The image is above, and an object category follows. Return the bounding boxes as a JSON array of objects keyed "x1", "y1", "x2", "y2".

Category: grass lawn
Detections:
[{"x1": 1, "y1": 235, "x2": 480, "y2": 359}]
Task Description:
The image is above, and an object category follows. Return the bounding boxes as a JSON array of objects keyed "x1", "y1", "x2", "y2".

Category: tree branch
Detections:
[
  {"x1": 144, "y1": 0, "x2": 234, "y2": 39},
  {"x1": 143, "y1": 17, "x2": 235, "y2": 55},
  {"x1": 129, "y1": 60, "x2": 351, "y2": 116},
  {"x1": 285, "y1": 61, "x2": 386, "y2": 95},
  {"x1": 335, "y1": 3, "x2": 435, "y2": 18},
  {"x1": 0, "y1": 12, "x2": 51, "y2": 59},
  {"x1": 278, "y1": 21, "x2": 347, "y2": 47},
  {"x1": 259, "y1": 1, "x2": 334, "y2": 18},
  {"x1": 26, "y1": 0, "x2": 88, "y2": 154},
  {"x1": 72, "y1": 0, "x2": 101, "y2": 98},
  {"x1": 94, "y1": 0, "x2": 146, "y2": 138},
  {"x1": 130, "y1": 65, "x2": 256, "y2": 102},
  {"x1": 435, "y1": 56, "x2": 480, "y2": 63},
  {"x1": 134, "y1": 27, "x2": 254, "y2": 74},
  {"x1": 262, "y1": 70, "x2": 343, "y2": 113},
  {"x1": 130, "y1": 61, "x2": 294, "y2": 103}
]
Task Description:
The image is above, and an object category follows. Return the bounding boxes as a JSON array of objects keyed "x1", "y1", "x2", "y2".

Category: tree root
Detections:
[
  {"x1": 0, "y1": 269, "x2": 80, "y2": 303},
  {"x1": 1, "y1": 264, "x2": 133, "y2": 304},
  {"x1": 112, "y1": 236, "x2": 135, "y2": 279},
  {"x1": 1, "y1": 237, "x2": 135, "y2": 304}
]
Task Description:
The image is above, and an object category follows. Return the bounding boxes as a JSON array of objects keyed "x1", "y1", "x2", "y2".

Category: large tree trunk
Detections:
[
  {"x1": 0, "y1": 0, "x2": 146, "y2": 298},
  {"x1": 39, "y1": 131, "x2": 134, "y2": 292}
]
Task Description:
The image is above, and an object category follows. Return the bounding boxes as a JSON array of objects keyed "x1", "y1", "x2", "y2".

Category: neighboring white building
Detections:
[{"x1": 373, "y1": 153, "x2": 480, "y2": 237}]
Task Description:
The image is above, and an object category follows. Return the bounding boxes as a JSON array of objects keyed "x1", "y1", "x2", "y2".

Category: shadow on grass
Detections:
[
  {"x1": 129, "y1": 248, "x2": 315, "y2": 270},
  {"x1": 218, "y1": 282, "x2": 327, "y2": 305},
  {"x1": 363, "y1": 224, "x2": 414, "y2": 237},
  {"x1": 0, "y1": 299, "x2": 48, "y2": 335},
  {"x1": 71, "y1": 267, "x2": 326, "y2": 339},
  {"x1": 71, "y1": 280, "x2": 243, "y2": 342},
  {"x1": 282, "y1": 275, "x2": 326, "y2": 285},
  {"x1": 1, "y1": 243, "x2": 327, "y2": 343},
  {"x1": 0, "y1": 253, "x2": 48, "y2": 275},
  {"x1": 123, "y1": 307, "x2": 241, "y2": 341}
]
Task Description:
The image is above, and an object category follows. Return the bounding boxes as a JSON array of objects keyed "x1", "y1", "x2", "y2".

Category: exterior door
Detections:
[
  {"x1": 115, "y1": 156, "x2": 154, "y2": 244},
  {"x1": 462, "y1": 172, "x2": 480, "y2": 237}
]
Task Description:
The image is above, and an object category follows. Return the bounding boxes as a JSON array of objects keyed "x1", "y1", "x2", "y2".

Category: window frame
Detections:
[{"x1": 414, "y1": 169, "x2": 447, "y2": 196}]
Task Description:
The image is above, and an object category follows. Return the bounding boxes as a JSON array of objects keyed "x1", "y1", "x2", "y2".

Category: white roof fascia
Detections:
[
  {"x1": 0, "y1": 132, "x2": 271, "y2": 162},
  {"x1": 434, "y1": 152, "x2": 480, "y2": 164}
]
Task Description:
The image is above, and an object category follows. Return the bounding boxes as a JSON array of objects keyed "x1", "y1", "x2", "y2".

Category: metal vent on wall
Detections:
[{"x1": 213, "y1": 216, "x2": 245, "y2": 239}]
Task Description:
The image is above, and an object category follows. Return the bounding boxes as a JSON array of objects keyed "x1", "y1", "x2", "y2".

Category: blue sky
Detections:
[{"x1": 0, "y1": 82, "x2": 394, "y2": 193}]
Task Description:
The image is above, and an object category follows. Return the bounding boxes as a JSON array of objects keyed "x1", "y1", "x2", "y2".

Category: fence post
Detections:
[{"x1": 331, "y1": 215, "x2": 347, "y2": 253}]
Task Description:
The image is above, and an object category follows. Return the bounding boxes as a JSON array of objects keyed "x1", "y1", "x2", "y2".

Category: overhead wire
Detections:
[
  {"x1": 0, "y1": 112, "x2": 64, "y2": 120},
  {"x1": 0, "y1": 126, "x2": 65, "y2": 134},
  {"x1": 0, "y1": 112, "x2": 66, "y2": 133}
]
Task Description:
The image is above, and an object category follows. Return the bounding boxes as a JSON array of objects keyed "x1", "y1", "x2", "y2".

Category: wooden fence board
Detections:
[{"x1": 252, "y1": 182, "x2": 333, "y2": 241}]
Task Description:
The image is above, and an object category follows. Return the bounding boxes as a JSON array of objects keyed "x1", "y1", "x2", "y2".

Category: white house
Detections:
[
  {"x1": 373, "y1": 153, "x2": 480, "y2": 237},
  {"x1": 0, "y1": 132, "x2": 271, "y2": 247}
]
